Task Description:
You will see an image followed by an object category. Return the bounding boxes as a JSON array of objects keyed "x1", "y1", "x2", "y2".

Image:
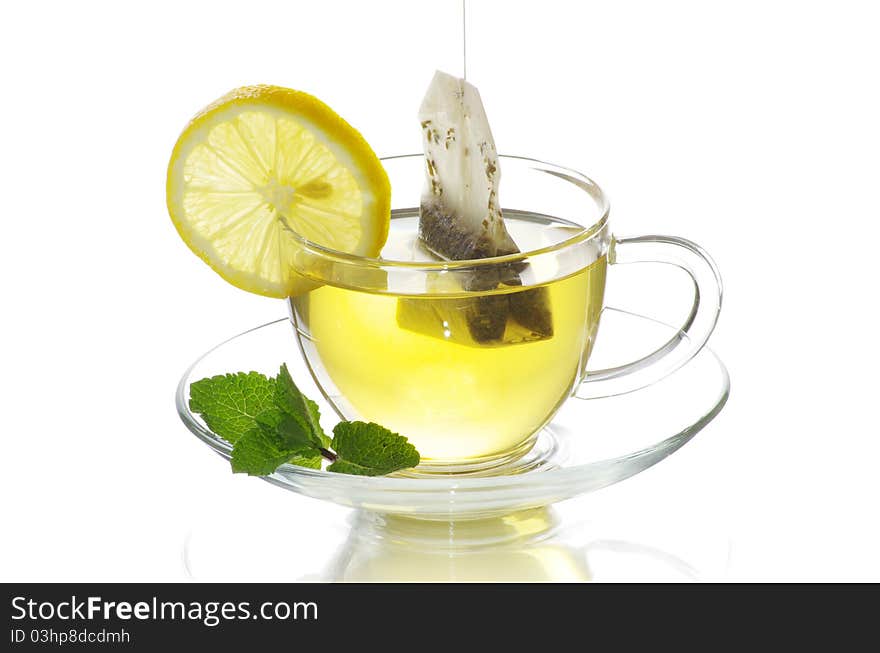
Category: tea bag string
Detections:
[{"x1": 462, "y1": 0, "x2": 467, "y2": 80}]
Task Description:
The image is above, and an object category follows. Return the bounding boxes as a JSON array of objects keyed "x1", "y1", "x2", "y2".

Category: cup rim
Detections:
[{"x1": 279, "y1": 154, "x2": 610, "y2": 272}]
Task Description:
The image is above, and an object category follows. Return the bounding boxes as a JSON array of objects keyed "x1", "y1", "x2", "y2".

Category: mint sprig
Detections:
[{"x1": 189, "y1": 364, "x2": 420, "y2": 477}]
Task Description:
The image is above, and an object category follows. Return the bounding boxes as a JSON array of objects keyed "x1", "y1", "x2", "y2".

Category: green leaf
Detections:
[
  {"x1": 230, "y1": 426, "x2": 302, "y2": 476},
  {"x1": 252, "y1": 407, "x2": 314, "y2": 449},
  {"x1": 230, "y1": 423, "x2": 322, "y2": 476},
  {"x1": 305, "y1": 398, "x2": 331, "y2": 448},
  {"x1": 189, "y1": 372, "x2": 276, "y2": 443},
  {"x1": 253, "y1": 407, "x2": 284, "y2": 429},
  {"x1": 328, "y1": 422, "x2": 420, "y2": 476},
  {"x1": 288, "y1": 451, "x2": 323, "y2": 470},
  {"x1": 275, "y1": 364, "x2": 325, "y2": 449},
  {"x1": 276, "y1": 414, "x2": 321, "y2": 450}
]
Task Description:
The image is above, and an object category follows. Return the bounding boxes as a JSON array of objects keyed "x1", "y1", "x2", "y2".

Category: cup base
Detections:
[{"x1": 395, "y1": 430, "x2": 560, "y2": 478}]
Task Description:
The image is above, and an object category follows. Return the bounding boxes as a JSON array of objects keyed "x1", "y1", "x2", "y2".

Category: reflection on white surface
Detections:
[
  {"x1": 183, "y1": 479, "x2": 728, "y2": 582},
  {"x1": 326, "y1": 509, "x2": 592, "y2": 582}
]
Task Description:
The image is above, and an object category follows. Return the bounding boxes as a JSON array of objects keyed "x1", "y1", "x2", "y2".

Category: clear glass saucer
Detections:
[{"x1": 176, "y1": 307, "x2": 729, "y2": 519}]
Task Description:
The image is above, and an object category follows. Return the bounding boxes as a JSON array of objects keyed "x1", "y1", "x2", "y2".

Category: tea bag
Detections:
[{"x1": 397, "y1": 71, "x2": 552, "y2": 345}]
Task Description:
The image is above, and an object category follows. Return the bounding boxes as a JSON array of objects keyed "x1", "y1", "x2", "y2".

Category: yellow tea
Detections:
[{"x1": 290, "y1": 213, "x2": 606, "y2": 465}]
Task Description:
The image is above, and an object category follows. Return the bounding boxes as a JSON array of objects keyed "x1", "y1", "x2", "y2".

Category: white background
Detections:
[{"x1": 2, "y1": 0, "x2": 878, "y2": 581}]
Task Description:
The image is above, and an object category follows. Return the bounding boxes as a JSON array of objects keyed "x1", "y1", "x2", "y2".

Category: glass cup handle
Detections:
[{"x1": 576, "y1": 235, "x2": 723, "y2": 399}]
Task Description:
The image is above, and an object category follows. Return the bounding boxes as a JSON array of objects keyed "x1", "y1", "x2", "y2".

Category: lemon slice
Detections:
[{"x1": 166, "y1": 85, "x2": 390, "y2": 297}]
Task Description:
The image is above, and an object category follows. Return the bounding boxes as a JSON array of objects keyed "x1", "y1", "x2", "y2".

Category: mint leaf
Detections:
[
  {"x1": 277, "y1": 414, "x2": 321, "y2": 450},
  {"x1": 327, "y1": 422, "x2": 420, "y2": 476},
  {"x1": 254, "y1": 408, "x2": 316, "y2": 451},
  {"x1": 305, "y1": 398, "x2": 331, "y2": 449},
  {"x1": 275, "y1": 364, "x2": 325, "y2": 449},
  {"x1": 189, "y1": 372, "x2": 275, "y2": 443},
  {"x1": 231, "y1": 412, "x2": 322, "y2": 475},
  {"x1": 287, "y1": 452, "x2": 323, "y2": 470},
  {"x1": 231, "y1": 426, "x2": 302, "y2": 475}
]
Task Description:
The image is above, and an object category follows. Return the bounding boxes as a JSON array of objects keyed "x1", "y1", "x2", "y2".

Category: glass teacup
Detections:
[{"x1": 285, "y1": 155, "x2": 721, "y2": 473}]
